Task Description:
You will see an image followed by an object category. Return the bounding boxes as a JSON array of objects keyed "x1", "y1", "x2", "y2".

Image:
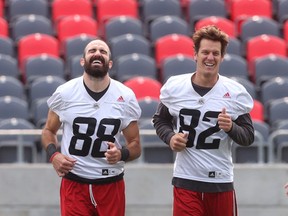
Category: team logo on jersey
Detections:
[
  {"x1": 223, "y1": 92, "x2": 231, "y2": 98},
  {"x1": 102, "y1": 169, "x2": 109, "y2": 175},
  {"x1": 117, "y1": 96, "x2": 125, "y2": 102},
  {"x1": 208, "y1": 171, "x2": 216, "y2": 178}
]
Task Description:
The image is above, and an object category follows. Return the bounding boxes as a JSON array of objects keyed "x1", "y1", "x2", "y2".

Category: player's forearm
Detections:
[
  {"x1": 227, "y1": 114, "x2": 254, "y2": 146},
  {"x1": 125, "y1": 140, "x2": 141, "y2": 161},
  {"x1": 41, "y1": 128, "x2": 59, "y2": 150}
]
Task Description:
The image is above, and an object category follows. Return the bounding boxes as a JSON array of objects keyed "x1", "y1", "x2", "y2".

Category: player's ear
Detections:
[
  {"x1": 80, "y1": 57, "x2": 85, "y2": 66},
  {"x1": 109, "y1": 60, "x2": 113, "y2": 69}
]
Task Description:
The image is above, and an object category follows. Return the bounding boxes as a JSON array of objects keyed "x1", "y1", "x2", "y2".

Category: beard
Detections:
[{"x1": 83, "y1": 55, "x2": 109, "y2": 78}]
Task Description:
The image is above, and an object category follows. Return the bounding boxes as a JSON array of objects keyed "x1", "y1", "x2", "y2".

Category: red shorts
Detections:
[
  {"x1": 173, "y1": 187, "x2": 238, "y2": 216},
  {"x1": 60, "y1": 178, "x2": 125, "y2": 216}
]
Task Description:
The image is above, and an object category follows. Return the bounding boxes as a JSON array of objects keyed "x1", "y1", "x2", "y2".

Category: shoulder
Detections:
[{"x1": 218, "y1": 75, "x2": 247, "y2": 93}]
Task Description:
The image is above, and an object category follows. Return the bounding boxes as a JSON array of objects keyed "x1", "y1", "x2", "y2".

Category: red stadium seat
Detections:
[
  {"x1": 56, "y1": 15, "x2": 97, "y2": 51},
  {"x1": 195, "y1": 16, "x2": 236, "y2": 38},
  {"x1": 123, "y1": 76, "x2": 162, "y2": 100},
  {"x1": 283, "y1": 20, "x2": 288, "y2": 43},
  {"x1": 51, "y1": 0, "x2": 93, "y2": 23},
  {"x1": 246, "y1": 34, "x2": 287, "y2": 82},
  {"x1": 154, "y1": 34, "x2": 194, "y2": 67},
  {"x1": 17, "y1": 33, "x2": 59, "y2": 78},
  {"x1": 0, "y1": 17, "x2": 8, "y2": 37},
  {"x1": 96, "y1": 0, "x2": 138, "y2": 36},
  {"x1": 230, "y1": 0, "x2": 272, "y2": 34},
  {"x1": 250, "y1": 99, "x2": 264, "y2": 122}
]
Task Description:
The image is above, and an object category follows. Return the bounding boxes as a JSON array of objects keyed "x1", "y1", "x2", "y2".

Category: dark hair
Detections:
[{"x1": 192, "y1": 25, "x2": 229, "y2": 56}]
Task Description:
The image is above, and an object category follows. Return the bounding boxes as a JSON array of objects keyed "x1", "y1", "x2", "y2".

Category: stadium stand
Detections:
[{"x1": 1, "y1": 0, "x2": 288, "y2": 164}]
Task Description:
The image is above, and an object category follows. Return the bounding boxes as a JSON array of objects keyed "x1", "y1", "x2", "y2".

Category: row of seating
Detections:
[
  {"x1": 0, "y1": 0, "x2": 288, "y2": 164},
  {"x1": 1, "y1": 115, "x2": 288, "y2": 164}
]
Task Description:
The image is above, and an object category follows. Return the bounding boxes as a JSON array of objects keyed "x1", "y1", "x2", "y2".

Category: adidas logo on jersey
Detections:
[
  {"x1": 102, "y1": 169, "x2": 109, "y2": 175},
  {"x1": 223, "y1": 92, "x2": 231, "y2": 98},
  {"x1": 117, "y1": 96, "x2": 125, "y2": 102},
  {"x1": 208, "y1": 171, "x2": 216, "y2": 178}
]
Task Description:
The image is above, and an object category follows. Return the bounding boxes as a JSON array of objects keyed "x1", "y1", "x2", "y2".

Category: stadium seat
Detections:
[
  {"x1": 27, "y1": 76, "x2": 66, "y2": 108},
  {"x1": 195, "y1": 16, "x2": 236, "y2": 38},
  {"x1": 138, "y1": 96, "x2": 159, "y2": 120},
  {"x1": 8, "y1": 0, "x2": 49, "y2": 21},
  {"x1": 56, "y1": 15, "x2": 97, "y2": 50},
  {"x1": 96, "y1": 0, "x2": 139, "y2": 36},
  {"x1": 17, "y1": 33, "x2": 59, "y2": 73},
  {"x1": 187, "y1": 0, "x2": 228, "y2": 30},
  {"x1": 31, "y1": 97, "x2": 49, "y2": 128},
  {"x1": 0, "y1": 76, "x2": 26, "y2": 99},
  {"x1": 250, "y1": 99, "x2": 264, "y2": 122},
  {"x1": 276, "y1": 0, "x2": 288, "y2": 24},
  {"x1": 24, "y1": 54, "x2": 65, "y2": 84},
  {"x1": 149, "y1": 15, "x2": 190, "y2": 43},
  {"x1": 0, "y1": 96, "x2": 30, "y2": 120},
  {"x1": 230, "y1": 77, "x2": 257, "y2": 99},
  {"x1": 123, "y1": 76, "x2": 162, "y2": 100},
  {"x1": 51, "y1": 0, "x2": 93, "y2": 23},
  {"x1": 267, "y1": 97, "x2": 288, "y2": 127},
  {"x1": 260, "y1": 77, "x2": 288, "y2": 119},
  {"x1": 219, "y1": 54, "x2": 249, "y2": 80},
  {"x1": 0, "y1": 17, "x2": 8, "y2": 37},
  {"x1": 0, "y1": 0, "x2": 3, "y2": 17},
  {"x1": 0, "y1": 54, "x2": 19, "y2": 78},
  {"x1": 0, "y1": 37, "x2": 15, "y2": 57},
  {"x1": 161, "y1": 54, "x2": 196, "y2": 83},
  {"x1": 245, "y1": 35, "x2": 287, "y2": 82},
  {"x1": 226, "y1": 37, "x2": 242, "y2": 56},
  {"x1": 0, "y1": 118, "x2": 37, "y2": 163},
  {"x1": 112, "y1": 53, "x2": 157, "y2": 82},
  {"x1": 239, "y1": 16, "x2": 280, "y2": 43},
  {"x1": 68, "y1": 55, "x2": 84, "y2": 79},
  {"x1": 230, "y1": 0, "x2": 273, "y2": 34},
  {"x1": 139, "y1": 119, "x2": 174, "y2": 163},
  {"x1": 63, "y1": 34, "x2": 97, "y2": 63},
  {"x1": 109, "y1": 34, "x2": 151, "y2": 61},
  {"x1": 254, "y1": 54, "x2": 288, "y2": 88},
  {"x1": 233, "y1": 119, "x2": 269, "y2": 163},
  {"x1": 11, "y1": 14, "x2": 54, "y2": 42},
  {"x1": 104, "y1": 16, "x2": 144, "y2": 42},
  {"x1": 141, "y1": 0, "x2": 181, "y2": 28},
  {"x1": 154, "y1": 34, "x2": 194, "y2": 67},
  {"x1": 283, "y1": 20, "x2": 288, "y2": 43}
]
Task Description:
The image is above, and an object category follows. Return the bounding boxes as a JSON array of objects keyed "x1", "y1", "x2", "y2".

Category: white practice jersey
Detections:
[
  {"x1": 160, "y1": 73, "x2": 253, "y2": 183},
  {"x1": 47, "y1": 77, "x2": 141, "y2": 180}
]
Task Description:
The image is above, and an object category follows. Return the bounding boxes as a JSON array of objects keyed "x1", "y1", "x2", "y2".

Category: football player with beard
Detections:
[
  {"x1": 42, "y1": 39, "x2": 142, "y2": 216},
  {"x1": 152, "y1": 25, "x2": 254, "y2": 216}
]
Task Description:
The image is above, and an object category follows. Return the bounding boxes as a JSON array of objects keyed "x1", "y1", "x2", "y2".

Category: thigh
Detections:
[
  {"x1": 203, "y1": 190, "x2": 238, "y2": 216},
  {"x1": 173, "y1": 186, "x2": 204, "y2": 216},
  {"x1": 60, "y1": 178, "x2": 96, "y2": 216},
  {"x1": 93, "y1": 179, "x2": 125, "y2": 216}
]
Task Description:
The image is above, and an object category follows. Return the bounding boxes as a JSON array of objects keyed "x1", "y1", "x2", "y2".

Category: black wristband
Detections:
[
  {"x1": 120, "y1": 148, "x2": 130, "y2": 161},
  {"x1": 46, "y1": 143, "x2": 57, "y2": 161}
]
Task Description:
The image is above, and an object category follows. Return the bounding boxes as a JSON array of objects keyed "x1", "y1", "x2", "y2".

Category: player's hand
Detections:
[
  {"x1": 284, "y1": 183, "x2": 288, "y2": 196},
  {"x1": 169, "y1": 133, "x2": 188, "y2": 152},
  {"x1": 218, "y1": 108, "x2": 232, "y2": 132},
  {"x1": 105, "y1": 142, "x2": 121, "y2": 164},
  {"x1": 51, "y1": 153, "x2": 76, "y2": 177}
]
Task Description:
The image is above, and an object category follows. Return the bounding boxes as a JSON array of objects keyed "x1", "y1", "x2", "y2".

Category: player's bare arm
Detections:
[
  {"x1": 121, "y1": 121, "x2": 141, "y2": 161},
  {"x1": 42, "y1": 110, "x2": 76, "y2": 177}
]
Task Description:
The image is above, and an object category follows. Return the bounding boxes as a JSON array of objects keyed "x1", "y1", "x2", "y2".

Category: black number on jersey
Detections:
[
  {"x1": 69, "y1": 117, "x2": 121, "y2": 157},
  {"x1": 179, "y1": 109, "x2": 221, "y2": 149}
]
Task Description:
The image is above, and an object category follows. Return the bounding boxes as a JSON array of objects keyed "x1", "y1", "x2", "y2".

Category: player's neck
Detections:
[
  {"x1": 192, "y1": 72, "x2": 218, "y2": 88},
  {"x1": 83, "y1": 73, "x2": 110, "y2": 93}
]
